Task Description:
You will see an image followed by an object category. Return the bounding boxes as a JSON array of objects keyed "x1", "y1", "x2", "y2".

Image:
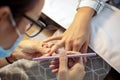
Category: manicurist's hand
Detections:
[
  {"x1": 12, "y1": 40, "x2": 53, "y2": 60},
  {"x1": 44, "y1": 7, "x2": 95, "y2": 55},
  {"x1": 58, "y1": 51, "x2": 85, "y2": 80}
]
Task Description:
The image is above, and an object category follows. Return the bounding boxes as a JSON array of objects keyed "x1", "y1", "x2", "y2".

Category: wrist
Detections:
[
  {"x1": 73, "y1": 7, "x2": 95, "y2": 25},
  {"x1": 72, "y1": 9, "x2": 92, "y2": 28},
  {"x1": 6, "y1": 54, "x2": 18, "y2": 64},
  {"x1": 77, "y1": 7, "x2": 95, "y2": 19}
]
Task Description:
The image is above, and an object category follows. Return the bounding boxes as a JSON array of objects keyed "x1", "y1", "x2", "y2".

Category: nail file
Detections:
[{"x1": 32, "y1": 53, "x2": 96, "y2": 61}]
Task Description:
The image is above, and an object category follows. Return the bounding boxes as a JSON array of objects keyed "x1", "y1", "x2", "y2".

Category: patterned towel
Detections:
[{"x1": 0, "y1": 29, "x2": 111, "y2": 80}]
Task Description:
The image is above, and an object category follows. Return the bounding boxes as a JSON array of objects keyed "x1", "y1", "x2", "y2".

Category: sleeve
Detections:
[{"x1": 77, "y1": 0, "x2": 109, "y2": 14}]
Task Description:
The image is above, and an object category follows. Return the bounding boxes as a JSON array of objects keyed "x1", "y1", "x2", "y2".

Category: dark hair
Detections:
[{"x1": 0, "y1": 0, "x2": 38, "y2": 18}]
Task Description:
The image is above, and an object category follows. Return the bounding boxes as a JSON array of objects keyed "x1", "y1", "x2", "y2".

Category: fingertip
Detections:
[
  {"x1": 52, "y1": 52, "x2": 57, "y2": 56},
  {"x1": 83, "y1": 57, "x2": 87, "y2": 63},
  {"x1": 50, "y1": 60, "x2": 55, "y2": 64},
  {"x1": 49, "y1": 65, "x2": 55, "y2": 69},
  {"x1": 47, "y1": 49, "x2": 55, "y2": 56},
  {"x1": 79, "y1": 57, "x2": 84, "y2": 65},
  {"x1": 52, "y1": 69, "x2": 58, "y2": 73}
]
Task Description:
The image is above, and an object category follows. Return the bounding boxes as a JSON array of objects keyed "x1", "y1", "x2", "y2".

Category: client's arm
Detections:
[{"x1": 0, "y1": 40, "x2": 53, "y2": 68}]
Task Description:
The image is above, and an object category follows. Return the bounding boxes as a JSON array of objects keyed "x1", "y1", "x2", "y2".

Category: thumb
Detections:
[
  {"x1": 59, "y1": 51, "x2": 68, "y2": 70},
  {"x1": 71, "y1": 57, "x2": 85, "y2": 75},
  {"x1": 58, "y1": 51, "x2": 68, "y2": 80}
]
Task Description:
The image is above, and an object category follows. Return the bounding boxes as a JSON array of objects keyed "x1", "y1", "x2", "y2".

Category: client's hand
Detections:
[
  {"x1": 12, "y1": 40, "x2": 53, "y2": 60},
  {"x1": 58, "y1": 52, "x2": 85, "y2": 80}
]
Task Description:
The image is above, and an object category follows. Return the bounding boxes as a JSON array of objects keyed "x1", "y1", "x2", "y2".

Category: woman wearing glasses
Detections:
[
  {"x1": 0, "y1": 0, "x2": 85, "y2": 80},
  {"x1": 0, "y1": 0, "x2": 49, "y2": 66}
]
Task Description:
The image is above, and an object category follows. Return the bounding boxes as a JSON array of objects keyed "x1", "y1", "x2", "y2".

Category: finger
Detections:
[
  {"x1": 51, "y1": 60, "x2": 59, "y2": 65},
  {"x1": 59, "y1": 51, "x2": 68, "y2": 70},
  {"x1": 49, "y1": 41, "x2": 64, "y2": 55},
  {"x1": 49, "y1": 65, "x2": 55, "y2": 69},
  {"x1": 80, "y1": 42, "x2": 88, "y2": 53},
  {"x1": 63, "y1": 39, "x2": 72, "y2": 51},
  {"x1": 73, "y1": 41, "x2": 83, "y2": 52},
  {"x1": 42, "y1": 42, "x2": 54, "y2": 48},
  {"x1": 68, "y1": 58, "x2": 75, "y2": 68},
  {"x1": 43, "y1": 35, "x2": 62, "y2": 42},
  {"x1": 51, "y1": 52, "x2": 57, "y2": 56},
  {"x1": 80, "y1": 43, "x2": 88, "y2": 62},
  {"x1": 66, "y1": 51, "x2": 80, "y2": 54},
  {"x1": 71, "y1": 62, "x2": 85, "y2": 79},
  {"x1": 50, "y1": 67, "x2": 59, "y2": 70},
  {"x1": 50, "y1": 61, "x2": 59, "y2": 69},
  {"x1": 52, "y1": 69, "x2": 58, "y2": 73},
  {"x1": 58, "y1": 52, "x2": 68, "y2": 80},
  {"x1": 40, "y1": 48, "x2": 51, "y2": 55},
  {"x1": 49, "y1": 64, "x2": 59, "y2": 69},
  {"x1": 47, "y1": 42, "x2": 54, "y2": 48},
  {"x1": 79, "y1": 57, "x2": 84, "y2": 65},
  {"x1": 71, "y1": 58, "x2": 85, "y2": 73},
  {"x1": 65, "y1": 43, "x2": 72, "y2": 51},
  {"x1": 66, "y1": 51, "x2": 80, "y2": 64},
  {"x1": 63, "y1": 51, "x2": 80, "y2": 68}
]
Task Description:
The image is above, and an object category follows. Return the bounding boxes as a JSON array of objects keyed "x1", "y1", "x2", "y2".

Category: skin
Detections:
[
  {"x1": 12, "y1": 40, "x2": 52, "y2": 60},
  {"x1": 44, "y1": 7, "x2": 95, "y2": 74},
  {"x1": 0, "y1": 0, "x2": 44, "y2": 49},
  {"x1": 0, "y1": 0, "x2": 45, "y2": 67},
  {"x1": 0, "y1": 39, "x2": 53, "y2": 68},
  {"x1": 0, "y1": 1, "x2": 93, "y2": 80},
  {"x1": 58, "y1": 51, "x2": 85, "y2": 80},
  {"x1": 44, "y1": 7, "x2": 95, "y2": 54},
  {"x1": 44, "y1": 8, "x2": 96, "y2": 77}
]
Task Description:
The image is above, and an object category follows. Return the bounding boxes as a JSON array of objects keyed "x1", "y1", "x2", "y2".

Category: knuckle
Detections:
[
  {"x1": 73, "y1": 42, "x2": 79, "y2": 47},
  {"x1": 66, "y1": 39, "x2": 73, "y2": 43},
  {"x1": 59, "y1": 69, "x2": 67, "y2": 74},
  {"x1": 60, "y1": 57, "x2": 67, "y2": 62}
]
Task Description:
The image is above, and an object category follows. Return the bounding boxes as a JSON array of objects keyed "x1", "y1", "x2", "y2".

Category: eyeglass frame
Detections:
[{"x1": 23, "y1": 14, "x2": 46, "y2": 37}]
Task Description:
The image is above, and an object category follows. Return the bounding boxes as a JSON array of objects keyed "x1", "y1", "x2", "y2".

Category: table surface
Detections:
[{"x1": 42, "y1": 0, "x2": 78, "y2": 29}]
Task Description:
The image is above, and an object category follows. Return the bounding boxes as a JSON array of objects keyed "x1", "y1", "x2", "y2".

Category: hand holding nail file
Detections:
[{"x1": 32, "y1": 53, "x2": 96, "y2": 61}]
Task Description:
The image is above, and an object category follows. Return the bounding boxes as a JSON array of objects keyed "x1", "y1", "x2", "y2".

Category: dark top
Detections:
[{"x1": 109, "y1": 0, "x2": 120, "y2": 8}]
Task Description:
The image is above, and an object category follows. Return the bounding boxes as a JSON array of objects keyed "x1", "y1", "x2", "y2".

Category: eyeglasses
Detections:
[{"x1": 24, "y1": 15, "x2": 46, "y2": 38}]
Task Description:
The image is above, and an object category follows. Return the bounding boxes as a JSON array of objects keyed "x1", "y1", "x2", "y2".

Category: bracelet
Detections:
[
  {"x1": 5, "y1": 57, "x2": 13, "y2": 64},
  {"x1": 5, "y1": 54, "x2": 17, "y2": 64}
]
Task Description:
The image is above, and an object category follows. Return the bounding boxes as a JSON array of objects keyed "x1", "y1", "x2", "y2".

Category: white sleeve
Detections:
[{"x1": 77, "y1": 0, "x2": 109, "y2": 14}]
